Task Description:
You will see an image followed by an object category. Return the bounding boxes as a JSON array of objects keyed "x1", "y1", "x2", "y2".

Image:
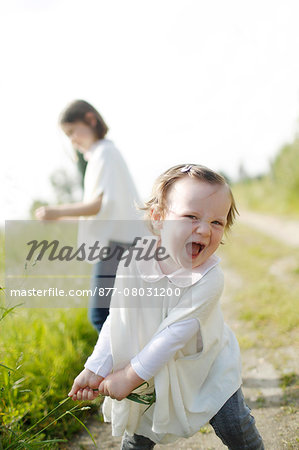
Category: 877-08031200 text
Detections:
[{"x1": 96, "y1": 287, "x2": 182, "y2": 297}]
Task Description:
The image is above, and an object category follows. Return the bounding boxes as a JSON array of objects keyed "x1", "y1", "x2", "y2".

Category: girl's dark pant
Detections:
[
  {"x1": 88, "y1": 241, "x2": 131, "y2": 332},
  {"x1": 121, "y1": 388, "x2": 264, "y2": 450}
]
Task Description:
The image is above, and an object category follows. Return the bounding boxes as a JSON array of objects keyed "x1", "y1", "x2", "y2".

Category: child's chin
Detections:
[
  {"x1": 191, "y1": 255, "x2": 206, "y2": 269},
  {"x1": 180, "y1": 257, "x2": 193, "y2": 271}
]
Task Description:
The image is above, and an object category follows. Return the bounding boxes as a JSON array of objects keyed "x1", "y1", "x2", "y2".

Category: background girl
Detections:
[{"x1": 36, "y1": 99, "x2": 144, "y2": 332}]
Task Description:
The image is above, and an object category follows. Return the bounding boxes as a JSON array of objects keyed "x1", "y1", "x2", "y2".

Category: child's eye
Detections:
[
  {"x1": 212, "y1": 220, "x2": 224, "y2": 226},
  {"x1": 185, "y1": 215, "x2": 197, "y2": 220}
]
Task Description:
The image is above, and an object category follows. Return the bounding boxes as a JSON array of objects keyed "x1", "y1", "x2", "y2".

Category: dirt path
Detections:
[{"x1": 64, "y1": 212, "x2": 299, "y2": 449}]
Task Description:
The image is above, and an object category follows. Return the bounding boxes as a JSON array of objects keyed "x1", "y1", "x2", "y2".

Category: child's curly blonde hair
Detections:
[{"x1": 141, "y1": 164, "x2": 238, "y2": 235}]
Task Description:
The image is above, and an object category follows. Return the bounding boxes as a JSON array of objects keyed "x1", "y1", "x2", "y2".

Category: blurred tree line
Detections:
[
  {"x1": 271, "y1": 137, "x2": 299, "y2": 205},
  {"x1": 235, "y1": 131, "x2": 299, "y2": 215}
]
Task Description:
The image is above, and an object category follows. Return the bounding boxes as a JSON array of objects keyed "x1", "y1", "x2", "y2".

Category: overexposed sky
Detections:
[{"x1": 2, "y1": 0, "x2": 299, "y2": 222}]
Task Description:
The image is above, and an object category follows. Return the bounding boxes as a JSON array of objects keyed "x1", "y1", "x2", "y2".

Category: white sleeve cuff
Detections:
[
  {"x1": 130, "y1": 355, "x2": 152, "y2": 381},
  {"x1": 84, "y1": 315, "x2": 113, "y2": 377},
  {"x1": 85, "y1": 354, "x2": 113, "y2": 377}
]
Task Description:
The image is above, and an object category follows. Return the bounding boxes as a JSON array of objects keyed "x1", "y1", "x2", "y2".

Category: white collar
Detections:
[{"x1": 135, "y1": 237, "x2": 220, "y2": 288}]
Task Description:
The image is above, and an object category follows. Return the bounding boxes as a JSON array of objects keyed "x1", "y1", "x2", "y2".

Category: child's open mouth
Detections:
[{"x1": 186, "y1": 242, "x2": 204, "y2": 258}]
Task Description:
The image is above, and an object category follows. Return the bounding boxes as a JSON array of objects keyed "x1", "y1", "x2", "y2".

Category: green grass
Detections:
[
  {"x1": 233, "y1": 177, "x2": 299, "y2": 218},
  {"x1": 0, "y1": 228, "x2": 4, "y2": 283},
  {"x1": 0, "y1": 302, "x2": 99, "y2": 448},
  {"x1": 219, "y1": 222, "x2": 299, "y2": 347},
  {"x1": 0, "y1": 225, "x2": 102, "y2": 448},
  {"x1": 280, "y1": 373, "x2": 299, "y2": 413}
]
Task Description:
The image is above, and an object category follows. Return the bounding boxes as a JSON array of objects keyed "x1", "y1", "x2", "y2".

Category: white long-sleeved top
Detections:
[
  {"x1": 77, "y1": 139, "x2": 147, "y2": 252},
  {"x1": 85, "y1": 315, "x2": 200, "y2": 380}
]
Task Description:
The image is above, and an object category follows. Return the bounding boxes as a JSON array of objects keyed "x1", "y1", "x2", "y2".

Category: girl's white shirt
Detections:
[
  {"x1": 84, "y1": 254, "x2": 220, "y2": 378},
  {"x1": 78, "y1": 139, "x2": 146, "y2": 250},
  {"x1": 87, "y1": 237, "x2": 242, "y2": 444}
]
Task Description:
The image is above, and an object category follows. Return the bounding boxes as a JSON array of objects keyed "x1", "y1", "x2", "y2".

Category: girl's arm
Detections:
[
  {"x1": 130, "y1": 318, "x2": 200, "y2": 380},
  {"x1": 98, "y1": 318, "x2": 200, "y2": 401},
  {"x1": 73, "y1": 318, "x2": 199, "y2": 401},
  {"x1": 68, "y1": 315, "x2": 112, "y2": 401},
  {"x1": 35, "y1": 194, "x2": 103, "y2": 220}
]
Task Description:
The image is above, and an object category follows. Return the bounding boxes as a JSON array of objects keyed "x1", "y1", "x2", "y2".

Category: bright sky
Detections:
[{"x1": 2, "y1": 0, "x2": 299, "y2": 223}]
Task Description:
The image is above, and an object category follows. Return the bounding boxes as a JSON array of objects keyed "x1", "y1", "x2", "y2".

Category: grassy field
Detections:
[
  {"x1": 0, "y1": 303, "x2": 101, "y2": 448},
  {"x1": 0, "y1": 228, "x2": 100, "y2": 448}
]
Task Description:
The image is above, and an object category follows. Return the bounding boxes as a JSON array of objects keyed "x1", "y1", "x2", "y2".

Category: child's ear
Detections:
[
  {"x1": 85, "y1": 112, "x2": 97, "y2": 128},
  {"x1": 150, "y1": 207, "x2": 163, "y2": 231}
]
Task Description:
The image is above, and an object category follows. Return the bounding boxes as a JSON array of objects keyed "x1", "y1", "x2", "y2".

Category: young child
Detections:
[
  {"x1": 68, "y1": 164, "x2": 264, "y2": 449},
  {"x1": 35, "y1": 100, "x2": 144, "y2": 332}
]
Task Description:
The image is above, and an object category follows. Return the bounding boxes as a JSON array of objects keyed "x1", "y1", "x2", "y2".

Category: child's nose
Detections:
[{"x1": 194, "y1": 221, "x2": 210, "y2": 236}]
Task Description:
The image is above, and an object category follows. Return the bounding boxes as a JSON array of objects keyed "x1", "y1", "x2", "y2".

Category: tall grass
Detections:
[
  {"x1": 0, "y1": 229, "x2": 100, "y2": 447},
  {"x1": 0, "y1": 302, "x2": 99, "y2": 448}
]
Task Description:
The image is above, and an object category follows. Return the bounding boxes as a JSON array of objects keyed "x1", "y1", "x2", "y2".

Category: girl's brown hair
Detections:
[
  {"x1": 59, "y1": 99, "x2": 109, "y2": 140},
  {"x1": 142, "y1": 164, "x2": 238, "y2": 235}
]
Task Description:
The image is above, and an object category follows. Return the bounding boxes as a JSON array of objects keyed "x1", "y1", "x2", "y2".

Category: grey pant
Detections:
[{"x1": 121, "y1": 388, "x2": 264, "y2": 450}]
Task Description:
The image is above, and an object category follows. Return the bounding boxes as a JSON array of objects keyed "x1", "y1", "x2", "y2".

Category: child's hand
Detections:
[
  {"x1": 98, "y1": 364, "x2": 144, "y2": 401},
  {"x1": 35, "y1": 206, "x2": 61, "y2": 221},
  {"x1": 68, "y1": 368, "x2": 104, "y2": 401}
]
